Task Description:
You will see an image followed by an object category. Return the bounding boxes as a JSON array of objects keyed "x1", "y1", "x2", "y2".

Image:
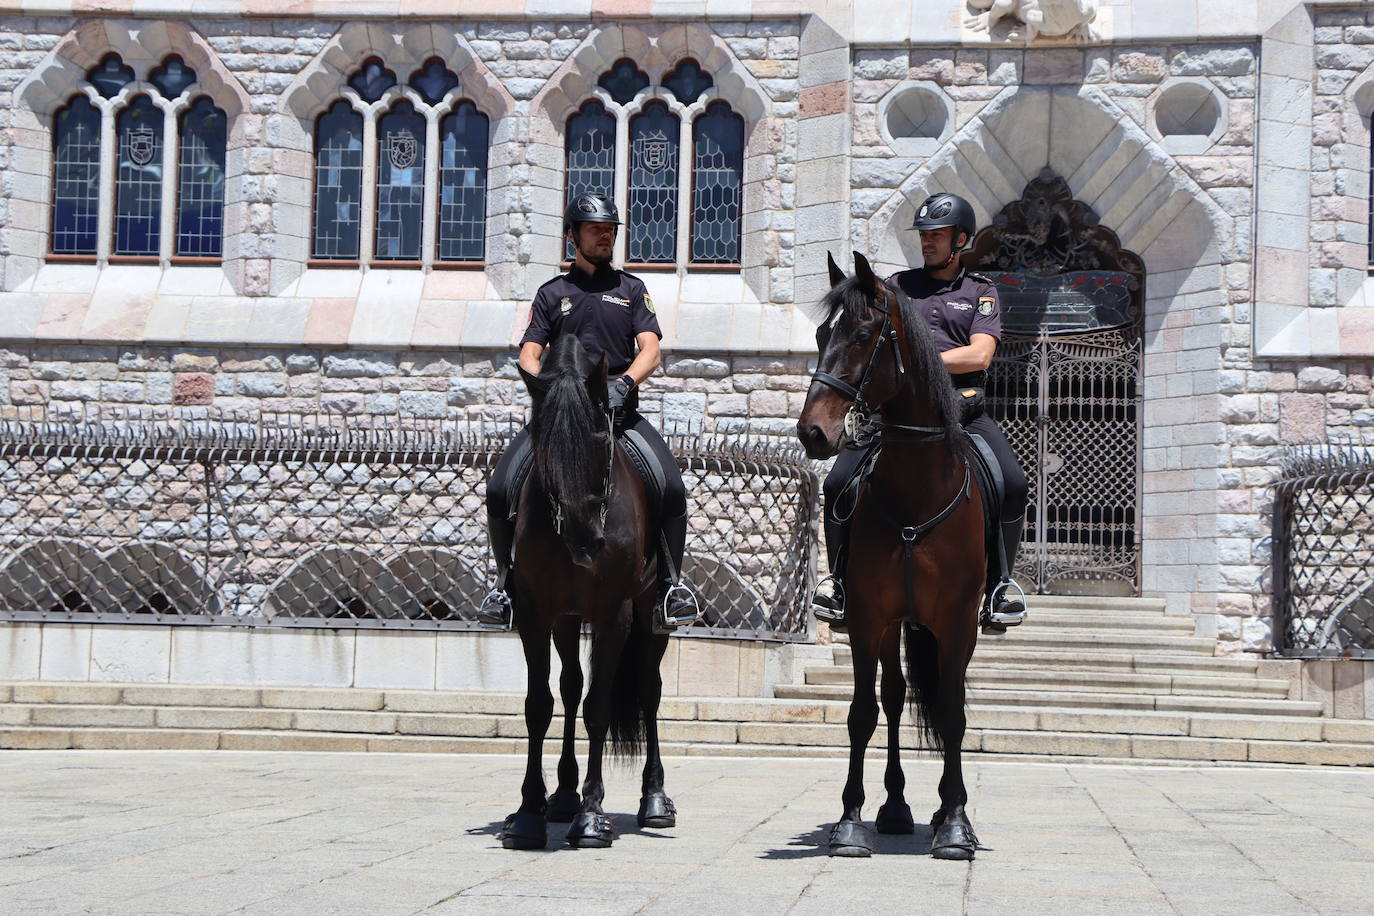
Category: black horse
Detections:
[
  {"x1": 497, "y1": 333, "x2": 676, "y2": 850},
  {"x1": 797, "y1": 252, "x2": 987, "y2": 860}
]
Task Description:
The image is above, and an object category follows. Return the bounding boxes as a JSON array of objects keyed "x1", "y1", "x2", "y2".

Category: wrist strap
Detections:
[{"x1": 618, "y1": 374, "x2": 635, "y2": 387}]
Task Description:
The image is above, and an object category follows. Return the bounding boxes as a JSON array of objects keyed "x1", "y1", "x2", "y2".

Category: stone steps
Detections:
[
  {"x1": 800, "y1": 664, "x2": 1293, "y2": 698},
  {"x1": 1, "y1": 682, "x2": 1371, "y2": 766}
]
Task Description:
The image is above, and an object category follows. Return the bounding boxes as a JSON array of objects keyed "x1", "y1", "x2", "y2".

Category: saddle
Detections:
[
  {"x1": 966, "y1": 432, "x2": 1006, "y2": 584},
  {"x1": 508, "y1": 425, "x2": 666, "y2": 524}
]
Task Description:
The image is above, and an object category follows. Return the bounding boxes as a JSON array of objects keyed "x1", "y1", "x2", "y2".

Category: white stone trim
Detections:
[
  {"x1": 1148, "y1": 77, "x2": 1229, "y2": 156},
  {"x1": 877, "y1": 80, "x2": 955, "y2": 158}
]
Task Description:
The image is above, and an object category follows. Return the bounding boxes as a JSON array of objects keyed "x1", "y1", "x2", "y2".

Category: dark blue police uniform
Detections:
[{"x1": 486, "y1": 263, "x2": 688, "y2": 604}]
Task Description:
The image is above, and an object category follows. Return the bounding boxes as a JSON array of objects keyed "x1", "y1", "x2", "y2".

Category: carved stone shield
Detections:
[
  {"x1": 129, "y1": 126, "x2": 156, "y2": 166},
  {"x1": 388, "y1": 130, "x2": 418, "y2": 170}
]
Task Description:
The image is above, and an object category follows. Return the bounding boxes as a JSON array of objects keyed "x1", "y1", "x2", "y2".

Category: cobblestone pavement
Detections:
[{"x1": 2, "y1": 751, "x2": 1372, "y2": 915}]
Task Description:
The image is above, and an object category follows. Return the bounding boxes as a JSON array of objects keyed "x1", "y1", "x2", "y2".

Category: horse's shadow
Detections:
[
  {"x1": 467, "y1": 814, "x2": 676, "y2": 851},
  {"x1": 757, "y1": 822, "x2": 938, "y2": 859}
]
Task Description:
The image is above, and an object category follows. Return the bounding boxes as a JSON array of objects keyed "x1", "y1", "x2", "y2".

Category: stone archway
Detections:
[{"x1": 969, "y1": 168, "x2": 1145, "y2": 594}]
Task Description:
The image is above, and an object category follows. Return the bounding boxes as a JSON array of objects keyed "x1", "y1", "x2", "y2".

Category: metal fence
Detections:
[
  {"x1": 0, "y1": 408, "x2": 820, "y2": 642},
  {"x1": 1272, "y1": 447, "x2": 1374, "y2": 658}
]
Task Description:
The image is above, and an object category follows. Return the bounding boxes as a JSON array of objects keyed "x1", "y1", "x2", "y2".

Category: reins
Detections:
[{"x1": 549, "y1": 409, "x2": 617, "y2": 536}]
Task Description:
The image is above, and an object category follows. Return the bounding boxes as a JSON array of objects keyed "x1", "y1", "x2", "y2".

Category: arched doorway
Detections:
[{"x1": 968, "y1": 168, "x2": 1143, "y2": 595}]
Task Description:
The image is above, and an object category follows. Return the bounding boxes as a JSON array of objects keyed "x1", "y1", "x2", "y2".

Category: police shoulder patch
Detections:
[
  {"x1": 559, "y1": 296, "x2": 573, "y2": 315},
  {"x1": 977, "y1": 296, "x2": 996, "y2": 316},
  {"x1": 643, "y1": 293, "x2": 655, "y2": 314}
]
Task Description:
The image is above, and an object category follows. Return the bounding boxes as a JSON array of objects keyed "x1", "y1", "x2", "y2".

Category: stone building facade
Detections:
[{"x1": 0, "y1": 0, "x2": 1372, "y2": 684}]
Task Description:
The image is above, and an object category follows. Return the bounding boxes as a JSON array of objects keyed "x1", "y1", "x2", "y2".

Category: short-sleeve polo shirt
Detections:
[
  {"x1": 520, "y1": 264, "x2": 662, "y2": 376},
  {"x1": 887, "y1": 266, "x2": 1002, "y2": 389}
]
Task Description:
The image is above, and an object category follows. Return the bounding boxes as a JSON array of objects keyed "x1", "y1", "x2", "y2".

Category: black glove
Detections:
[
  {"x1": 608, "y1": 374, "x2": 635, "y2": 414},
  {"x1": 958, "y1": 388, "x2": 986, "y2": 425}
]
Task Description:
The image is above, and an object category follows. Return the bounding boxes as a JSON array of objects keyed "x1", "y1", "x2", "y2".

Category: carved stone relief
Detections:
[{"x1": 964, "y1": 0, "x2": 1099, "y2": 42}]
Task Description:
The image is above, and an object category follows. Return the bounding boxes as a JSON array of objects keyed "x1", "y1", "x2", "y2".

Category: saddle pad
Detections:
[
  {"x1": 619, "y1": 427, "x2": 665, "y2": 520},
  {"x1": 967, "y1": 433, "x2": 1004, "y2": 537}
]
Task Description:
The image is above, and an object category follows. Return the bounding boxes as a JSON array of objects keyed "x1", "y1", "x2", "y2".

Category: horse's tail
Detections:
[
  {"x1": 602, "y1": 626, "x2": 646, "y2": 760},
  {"x1": 904, "y1": 624, "x2": 945, "y2": 752}
]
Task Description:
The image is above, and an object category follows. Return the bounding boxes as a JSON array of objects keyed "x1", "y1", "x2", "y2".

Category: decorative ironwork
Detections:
[
  {"x1": 0, "y1": 409, "x2": 819, "y2": 642},
  {"x1": 51, "y1": 96, "x2": 101, "y2": 256},
  {"x1": 1273, "y1": 447, "x2": 1374, "y2": 658},
  {"x1": 175, "y1": 97, "x2": 226, "y2": 258},
  {"x1": 974, "y1": 168, "x2": 1143, "y2": 593},
  {"x1": 691, "y1": 101, "x2": 743, "y2": 265},
  {"x1": 114, "y1": 96, "x2": 163, "y2": 257},
  {"x1": 628, "y1": 101, "x2": 679, "y2": 263}
]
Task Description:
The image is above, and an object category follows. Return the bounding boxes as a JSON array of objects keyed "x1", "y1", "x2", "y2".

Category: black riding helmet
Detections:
[
  {"x1": 564, "y1": 192, "x2": 621, "y2": 231},
  {"x1": 911, "y1": 192, "x2": 976, "y2": 249}
]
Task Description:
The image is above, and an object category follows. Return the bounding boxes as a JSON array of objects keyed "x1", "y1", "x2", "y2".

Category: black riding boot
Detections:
[
  {"x1": 655, "y1": 509, "x2": 698, "y2": 634},
  {"x1": 476, "y1": 509, "x2": 516, "y2": 630},
  {"x1": 982, "y1": 515, "x2": 1028, "y2": 635}
]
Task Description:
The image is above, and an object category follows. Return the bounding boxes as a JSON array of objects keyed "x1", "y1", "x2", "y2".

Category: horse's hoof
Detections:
[
  {"x1": 546, "y1": 788, "x2": 581, "y2": 823},
  {"x1": 637, "y1": 792, "x2": 677, "y2": 829},
  {"x1": 566, "y1": 812, "x2": 615, "y2": 848},
  {"x1": 930, "y1": 821, "x2": 978, "y2": 860},
  {"x1": 875, "y1": 800, "x2": 915, "y2": 835},
  {"x1": 499, "y1": 811, "x2": 547, "y2": 850},
  {"x1": 827, "y1": 820, "x2": 875, "y2": 857}
]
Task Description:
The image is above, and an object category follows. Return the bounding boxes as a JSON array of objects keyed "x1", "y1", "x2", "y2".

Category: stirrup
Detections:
[
  {"x1": 981, "y1": 580, "x2": 1027, "y2": 634},
  {"x1": 656, "y1": 583, "x2": 700, "y2": 633},
  {"x1": 475, "y1": 589, "x2": 513, "y2": 631},
  {"x1": 811, "y1": 575, "x2": 846, "y2": 629}
]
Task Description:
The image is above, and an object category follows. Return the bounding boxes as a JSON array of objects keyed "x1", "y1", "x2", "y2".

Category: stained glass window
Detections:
[
  {"x1": 114, "y1": 95, "x2": 163, "y2": 257},
  {"x1": 691, "y1": 101, "x2": 743, "y2": 264},
  {"x1": 627, "y1": 101, "x2": 678, "y2": 264},
  {"x1": 150, "y1": 55, "x2": 197, "y2": 100},
  {"x1": 410, "y1": 58, "x2": 459, "y2": 106},
  {"x1": 564, "y1": 101, "x2": 616, "y2": 260},
  {"x1": 51, "y1": 96, "x2": 101, "y2": 256},
  {"x1": 312, "y1": 100, "x2": 364, "y2": 260},
  {"x1": 664, "y1": 59, "x2": 713, "y2": 106},
  {"x1": 348, "y1": 58, "x2": 397, "y2": 104},
  {"x1": 176, "y1": 97, "x2": 226, "y2": 258},
  {"x1": 88, "y1": 54, "x2": 134, "y2": 99},
  {"x1": 374, "y1": 101, "x2": 426, "y2": 261},
  {"x1": 438, "y1": 101, "x2": 489, "y2": 263},
  {"x1": 597, "y1": 59, "x2": 649, "y2": 106}
]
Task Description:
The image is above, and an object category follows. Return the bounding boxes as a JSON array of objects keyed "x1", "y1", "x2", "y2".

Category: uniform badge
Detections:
[
  {"x1": 560, "y1": 297, "x2": 573, "y2": 315},
  {"x1": 643, "y1": 293, "x2": 655, "y2": 314},
  {"x1": 977, "y1": 296, "x2": 996, "y2": 316}
]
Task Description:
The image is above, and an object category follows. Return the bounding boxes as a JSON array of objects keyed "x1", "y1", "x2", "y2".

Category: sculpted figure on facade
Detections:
[{"x1": 964, "y1": 0, "x2": 1098, "y2": 41}]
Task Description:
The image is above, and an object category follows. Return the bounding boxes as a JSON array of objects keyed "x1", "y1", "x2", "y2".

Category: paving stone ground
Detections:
[{"x1": 1, "y1": 750, "x2": 1372, "y2": 915}]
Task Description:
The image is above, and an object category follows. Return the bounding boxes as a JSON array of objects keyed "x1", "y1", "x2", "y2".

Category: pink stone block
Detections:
[
  {"x1": 82, "y1": 295, "x2": 153, "y2": 342},
  {"x1": 303, "y1": 298, "x2": 357, "y2": 347},
  {"x1": 1339, "y1": 309, "x2": 1374, "y2": 358},
  {"x1": 1278, "y1": 392, "x2": 1325, "y2": 445},
  {"x1": 592, "y1": 0, "x2": 652, "y2": 15},
  {"x1": 35, "y1": 294, "x2": 89, "y2": 339},
  {"x1": 174, "y1": 373, "x2": 214, "y2": 406},
  {"x1": 423, "y1": 270, "x2": 488, "y2": 301},
  {"x1": 799, "y1": 81, "x2": 847, "y2": 120}
]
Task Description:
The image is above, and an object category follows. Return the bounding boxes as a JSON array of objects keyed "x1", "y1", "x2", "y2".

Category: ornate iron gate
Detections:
[{"x1": 970, "y1": 169, "x2": 1143, "y2": 594}]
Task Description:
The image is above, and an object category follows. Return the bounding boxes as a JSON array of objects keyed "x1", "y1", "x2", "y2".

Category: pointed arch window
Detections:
[
  {"x1": 47, "y1": 53, "x2": 229, "y2": 261},
  {"x1": 310, "y1": 58, "x2": 490, "y2": 267},
  {"x1": 564, "y1": 59, "x2": 744, "y2": 268}
]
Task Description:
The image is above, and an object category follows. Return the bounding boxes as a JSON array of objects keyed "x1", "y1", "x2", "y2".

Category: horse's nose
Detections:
[{"x1": 798, "y1": 421, "x2": 830, "y2": 455}]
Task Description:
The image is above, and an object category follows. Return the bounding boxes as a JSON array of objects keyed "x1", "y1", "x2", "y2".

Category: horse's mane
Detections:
[
  {"x1": 528, "y1": 334, "x2": 610, "y2": 501},
  {"x1": 821, "y1": 275, "x2": 968, "y2": 448}
]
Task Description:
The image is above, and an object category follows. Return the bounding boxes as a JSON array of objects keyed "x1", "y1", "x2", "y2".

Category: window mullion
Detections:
[
  {"x1": 96, "y1": 99, "x2": 117, "y2": 263},
  {"x1": 613, "y1": 107, "x2": 628, "y2": 266},
  {"x1": 158, "y1": 102, "x2": 177, "y2": 264},
  {"x1": 360, "y1": 112, "x2": 378, "y2": 266},
  {"x1": 675, "y1": 113, "x2": 691, "y2": 269},
  {"x1": 422, "y1": 108, "x2": 439, "y2": 269}
]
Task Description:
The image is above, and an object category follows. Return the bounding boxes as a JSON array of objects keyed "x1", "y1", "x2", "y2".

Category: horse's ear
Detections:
[
  {"x1": 826, "y1": 251, "x2": 846, "y2": 288},
  {"x1": 518, "y1": 364, "x2": 549, "y2": 402},
  {"x1": 853, "y1": 251, "x2": 877, "y2": 296}
]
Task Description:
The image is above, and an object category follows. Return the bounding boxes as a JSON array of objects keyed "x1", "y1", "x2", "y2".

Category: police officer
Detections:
[
  {"x1": 477, "y1": 192, "x2": 698, "y2": 633},
  {"x1": 811, "y1": 192, "x2": 1029, "y2": 634}
]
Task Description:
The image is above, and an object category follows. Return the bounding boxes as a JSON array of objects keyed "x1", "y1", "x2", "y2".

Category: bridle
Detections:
[
  {"x1": 809, "y1": 280, "x2": 944, "y2": 447},
  {"x1": 550, "y1": 411, "x2": 617, "y2": 536}
]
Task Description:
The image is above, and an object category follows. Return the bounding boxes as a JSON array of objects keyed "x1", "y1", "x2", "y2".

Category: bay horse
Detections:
[
  {"x1": 497, "y1": 333, "x2": 675, "y2": 850},
  {"x1": 797, "y1": 252, "x2": 987, "y2": 860}
]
